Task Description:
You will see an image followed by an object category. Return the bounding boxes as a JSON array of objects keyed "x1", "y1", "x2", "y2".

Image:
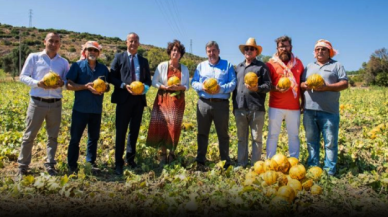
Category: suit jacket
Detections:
[{"x1": 109, "y1": 52, "x2": 151, "y2": 106}]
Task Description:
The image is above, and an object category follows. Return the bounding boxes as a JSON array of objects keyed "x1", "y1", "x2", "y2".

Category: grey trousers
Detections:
[
  {"x1": 235, "y1": 109, "x2": 265, "y2": 166},
  {"x1": 196, "y1": 98, "x2": 230, "y2": 164},
  {"x1": 18, "y1": 98, "x2": 62, "y2": 168}
]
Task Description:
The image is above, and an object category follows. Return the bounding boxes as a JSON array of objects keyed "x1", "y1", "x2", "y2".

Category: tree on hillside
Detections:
[
  {"x1": 256, "y1": 54, "x2": 271, "y2": 63},
  {"x1": 146, "y1": 47, "x2": 169, "y2": 74},
  {"x1": 362, "y1": 48, "x2": 388, "y2": 86}
]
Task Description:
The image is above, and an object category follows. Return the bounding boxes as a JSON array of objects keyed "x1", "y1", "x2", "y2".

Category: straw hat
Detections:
[{"x1": 239, "y1": 37, "x2": 262, "y2": 56}]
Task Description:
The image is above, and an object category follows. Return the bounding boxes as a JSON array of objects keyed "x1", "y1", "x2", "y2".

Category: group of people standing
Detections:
[{"x1": 17, "y1": 31, "x2": 347, "y2": 178}]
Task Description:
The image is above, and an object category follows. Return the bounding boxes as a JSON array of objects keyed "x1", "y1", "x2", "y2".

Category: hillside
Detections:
[{"x1": 0, "y1": 23, "x2": 206, "y2": 74}]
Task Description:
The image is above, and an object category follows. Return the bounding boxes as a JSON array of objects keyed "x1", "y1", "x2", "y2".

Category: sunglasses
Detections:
[
  {"x1": 87, "y1": 48, "x2": 99, "y2": 52},
  {"x1": 244, "y1": 47, "x2": 256, "y2": 52}
]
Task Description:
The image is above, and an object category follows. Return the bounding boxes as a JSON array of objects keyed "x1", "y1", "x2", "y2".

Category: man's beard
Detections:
[
  {"x1": 88, "y1": 56, "x2": 97, "y2": 61},
  {"x1": 279, "y1": 51, "x2": 291, "y2": 62}
]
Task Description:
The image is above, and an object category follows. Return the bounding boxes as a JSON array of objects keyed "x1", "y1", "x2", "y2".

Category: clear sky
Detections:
[{"x1": 1, "y1": 0, "x2": 387, "y2": 71}]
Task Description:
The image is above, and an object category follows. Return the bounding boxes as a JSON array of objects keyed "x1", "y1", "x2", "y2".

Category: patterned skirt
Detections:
[{"x1": 145, "y1": 89, "x2": 185, "y2": 150}]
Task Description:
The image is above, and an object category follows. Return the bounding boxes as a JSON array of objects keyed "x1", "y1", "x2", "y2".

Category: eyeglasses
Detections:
[
  {"x1": 278, "y1": 45, "x2": 291, "y2": 50},
  {"x1": 244, "y1": 47, "x2": 256, "y2": 52},
  {"x1": 87, "y1": 48, "x2": 99, "y2": 52},
  {"x1": 315, "y1": 48, "x2": 329, "y2": 52}
]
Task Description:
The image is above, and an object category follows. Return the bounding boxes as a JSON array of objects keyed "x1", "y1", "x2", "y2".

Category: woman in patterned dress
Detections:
[{"x1": 146, "y1": 40, "x2": 190, "y2": 165}]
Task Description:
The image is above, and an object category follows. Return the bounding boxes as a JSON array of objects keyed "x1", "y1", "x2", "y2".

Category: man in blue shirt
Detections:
[
  {"x1": 191, "y1": 41, "x2": 236, "y2": 170},
  {"x1": 66, "y1": 41, "x2": 110, "y2": 174}
]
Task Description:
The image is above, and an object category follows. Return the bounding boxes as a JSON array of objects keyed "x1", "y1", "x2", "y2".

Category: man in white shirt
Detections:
[{"x1": 18, "y1": 32, "x2": 69, "y2": 177}]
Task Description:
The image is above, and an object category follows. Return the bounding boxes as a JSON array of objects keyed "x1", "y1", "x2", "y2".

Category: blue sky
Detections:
[{"x1": 1, "y1": 0, "x2": 387, "y2": 71}]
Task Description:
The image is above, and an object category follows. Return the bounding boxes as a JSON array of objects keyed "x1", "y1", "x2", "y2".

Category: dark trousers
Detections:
[
  {"x1": 115, "y1": 98, "x2": 144, "y2": 167},
  {"x1": 196, "y1": 99, "x2": 231, "y2": 164},
  {"x1": 67, "y1": 110, "x2": 101, "y2": 170}
]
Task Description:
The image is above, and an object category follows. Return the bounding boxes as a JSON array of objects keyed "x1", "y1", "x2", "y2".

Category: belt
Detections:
[
  {"x1": 200, "y1": 97, "x2": 228, "y2": 102},
  {"x1": 31, "y1": 96, "x2": 61, "y2": 103}
]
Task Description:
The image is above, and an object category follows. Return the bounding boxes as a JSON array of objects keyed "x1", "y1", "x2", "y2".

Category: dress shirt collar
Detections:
[
  {"x1": 127, "y1": 51, "x2": 138, "y2": 58},
  {"x1": 39, "y1": 50, "x2": 61, "y2": 59},
  {"x1": 208, "y1": 57, "x2": 221, "y2": 67}
]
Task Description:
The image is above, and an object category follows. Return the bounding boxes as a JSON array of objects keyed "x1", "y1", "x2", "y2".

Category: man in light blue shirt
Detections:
[
  {"x1": 191, "y1": 41, "x2": 236, "y2": 170},
  {"x1": 18, "y1": 32, "x2": 69, "y2": 177}
]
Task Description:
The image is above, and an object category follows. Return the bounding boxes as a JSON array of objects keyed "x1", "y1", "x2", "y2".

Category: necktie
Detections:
[{"x1": 130, "y1": 55, "x2": 136, "y2": 81}]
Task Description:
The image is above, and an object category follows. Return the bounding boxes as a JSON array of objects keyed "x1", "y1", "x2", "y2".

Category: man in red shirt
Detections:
[{"x1": 266, "y1": 36, "x2": 304, "y2": 159}]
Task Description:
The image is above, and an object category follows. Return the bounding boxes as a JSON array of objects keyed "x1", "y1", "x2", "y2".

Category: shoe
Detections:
[
  {"x1": 44, "y1": 163, "x2": 58, "y2": 176},
  {"x1": 91, "y1": 163, "x2": 100, "y2": 171},
  {"x1": 128, "y1": 161, "x2": 138, "y2": 169},
  {"x1": 115, "y1": 165, "x2": 123, "y2": 176},
  {"x1": 158, "y1": 153, "x2": 167, "y2": 166},
  {"x1": 168, "y1": 152, "x2": 176, "y2": 163},
  {"x1": 196, "y1": 161, "x2": 207, "y2": 172},
  {"x1": 223, "y1": 163, "x2": 232, "y2": 170},
  {"x1": 17, "y1": 168, "x2": 29, "y2": 177},
  {"x1": 68, "y1": 167, "x2": 79, "y2": 175}
]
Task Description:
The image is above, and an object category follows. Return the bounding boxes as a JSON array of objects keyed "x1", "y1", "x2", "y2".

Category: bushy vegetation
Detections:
[{"x1": 0, "y1": 81, "x2": 387, "y2": 216}]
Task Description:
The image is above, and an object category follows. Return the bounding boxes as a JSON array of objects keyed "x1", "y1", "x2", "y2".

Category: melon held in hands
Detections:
[
  {"x1": 203, "y1": 78, "x2": 218, "y2": 94},
  {"x1": 129, "y1": 81, "x2": 144, "y2": 95},
  {"x1": 244, "y1": 72, "x2": 258, "y2": 87},
  {"x1": 167, "y1": 76, "x2": 181, "y2": 86},
  {"x1": 43, "y1": 71, "x2": 59, "y2": 87},
  {"x1": 306, "y1": 73, "x2": 324, "y2": 89},
  {"x1": 277, "y1": 77, "x2": 291, "y2": 89},
  {"x1": 93, "y1": 77, "x2": 106, "y2": 92}
]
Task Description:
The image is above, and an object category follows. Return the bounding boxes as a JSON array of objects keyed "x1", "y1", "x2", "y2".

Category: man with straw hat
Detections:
[
  {"x1": 232, "y1": 37, "x2": 271, "y2": 167},
  {"x1": 66, "y1": 41, "x2": 110, "y2": 174},
  {"x1": 266, "y1": 36, "x2": 304, "y2": 159},
  {"x1": 301, "y1": 39, "x2": 348, "y2": 176}
]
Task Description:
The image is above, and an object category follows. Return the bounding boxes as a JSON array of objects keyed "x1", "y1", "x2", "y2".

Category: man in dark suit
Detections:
[{"x1": 109, "y1": 32, "x2": 151, "y2": 175}]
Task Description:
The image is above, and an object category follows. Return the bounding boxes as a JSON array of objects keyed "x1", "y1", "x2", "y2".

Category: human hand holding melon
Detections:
[
  {"x1": 203, "y1": 78, "x2": 220, "y2": 94},
  {"x1": 244, "y1": 72, "x2": 259, "y2": 92},
  {"x1": 38, "y1": 71, "x2": 63, "y2": 89},
  {"x1": 85, "y1": 82, "x2": 102, "y2": 95},
  {"x1": 276, "y1": 77, "x2": 291, "y2": 93},
  {"x1": 126, "y1": 81, "x2": 144, "y2": 95}
]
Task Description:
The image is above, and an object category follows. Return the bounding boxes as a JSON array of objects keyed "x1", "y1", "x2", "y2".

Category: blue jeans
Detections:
[
  {"x1": 67, "y1": 110, "x2": 102, "y2": 170},
  {"x1": 303, "y1": 109, "x2": 339, "y2": 175}
]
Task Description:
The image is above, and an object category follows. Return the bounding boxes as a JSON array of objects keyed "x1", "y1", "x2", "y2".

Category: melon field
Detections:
[{"x1": 0, "y1": 81, "x2": 387, "y2": 216}]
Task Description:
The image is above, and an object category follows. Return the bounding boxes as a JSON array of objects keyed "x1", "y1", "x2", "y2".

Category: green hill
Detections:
[{"x1": 0, "y1": 23, "x2": 205, "y2": 76}]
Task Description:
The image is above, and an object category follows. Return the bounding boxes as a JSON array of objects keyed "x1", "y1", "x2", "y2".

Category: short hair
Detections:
[
  {"x1": 275, "y1": 35, "x2": 292, "y2": 46},
  {"x1": 127, "y1": 32, "x2": 139, "y2": 40},
  {"x1": 167, "y1": 39, "x2": 186, "y2": 59},
  {"x1": 45, "y1": 32, "x2": 61, "y2": 40},
  {"x1": 205, "y1": 41, "x2": 219, "y2": 51}
]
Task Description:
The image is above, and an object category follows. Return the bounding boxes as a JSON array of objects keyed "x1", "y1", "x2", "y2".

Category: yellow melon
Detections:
[
  {"x1": 272, "y1": 153, "x2": 290, "y2": 173},
  {"x1": 93, "y1": 77, "x2": 106, "y2": 93},
  {"x1": 289, "y1": 164, "x2": 306, "y2": 180},
  {"x1": 301, "y1": 178, "x2": 314, "y2": 190},
  {"x1": 129, "y1": 81, "x2": 144, "y2": 95},
  {"x1": 310, "y1": 185, "x2": 323, "y2": 195},
  {"x1": 42, "y1": 71, "x2": 59, "y2": 87},
  {"x1": 167, "y1": 76, "x2": 180, "y2": 86},
  {"x1": 244, "y1": 72, "x2": 258, "y2": 87},
  {"x1": 262, "y1": 170, "x2": 278, "y2": 186},
  {"x1": 264, "y1": 159, "x2": 278, "y2": 172},
  {"x1": 287, "y1": 179, "x2": 302, "y2": 194},
  {"x1": 276, "y1": 186, "x2": 296, "y2": 203},
  {"x1": 203, "y1": 78, "x2": 218, "y2": 94},
  {"x1": 306, "y1": 166, "x2": 323, "y2": 181},
  {"x1": 306, "y1": 73, "x2": 324, "y2": 89},
  {"x1": 277, "y1": 77, "x2": 291, "y2": 89},
  {"x1": 253, "y1": 161, "x2": 265, "y2": 175},
  {"x1": 288, "y1": 157, "x2": 299, "y2": 167}
]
